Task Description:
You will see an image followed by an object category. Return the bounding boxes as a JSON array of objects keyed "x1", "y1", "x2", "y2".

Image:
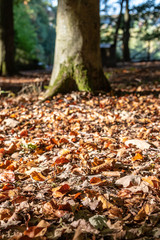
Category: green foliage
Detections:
[
  {"x1": 14, "y1": 2, "x2": 37, "y2": 64},
  {"x1": 14, "y1": 0, "x2": 56, "y2": 67}
]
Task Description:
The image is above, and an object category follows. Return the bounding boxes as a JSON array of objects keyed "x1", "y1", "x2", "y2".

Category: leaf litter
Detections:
[{"x1": 0, "y1": 67, "x2": 160, "y2": 239}]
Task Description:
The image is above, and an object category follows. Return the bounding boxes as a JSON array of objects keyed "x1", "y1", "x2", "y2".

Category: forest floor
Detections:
[{"x1": 0, "y1": 62, "x2": 159, "y2": 239}]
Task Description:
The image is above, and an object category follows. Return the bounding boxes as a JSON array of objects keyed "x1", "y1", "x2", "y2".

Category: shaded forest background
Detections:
[{"x1": 12, "y1": 0, "x2": 160, "y2": 71}]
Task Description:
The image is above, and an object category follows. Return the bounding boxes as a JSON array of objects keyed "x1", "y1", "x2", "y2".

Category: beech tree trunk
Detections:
[
  {"x1": 0, "y1": 0, "x2": 14, "y2": 76},
  {"x1": 45, "y1": 0, "x2": 110, "y2": 98}
]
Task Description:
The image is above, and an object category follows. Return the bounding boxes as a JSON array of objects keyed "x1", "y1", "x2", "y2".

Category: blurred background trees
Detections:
[
  {"x1": 14, "y1": 0, "x2": 56, "y2": 70},
  {"x1": 100, "y1": 0, "x2": 160, "y2": 65},
  {"x1": 0, "y1": 0, "x2": 160, "y2": 76}
]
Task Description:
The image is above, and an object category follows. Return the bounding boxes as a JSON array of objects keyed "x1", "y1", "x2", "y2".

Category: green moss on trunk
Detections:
[{"x1": 44, "y1": 58, "x2": 94, "y2": 99}]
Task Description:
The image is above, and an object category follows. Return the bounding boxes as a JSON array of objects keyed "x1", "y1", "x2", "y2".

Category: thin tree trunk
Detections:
[
  {"x1": 123, "y1": 0, "x2": 130, "y2": 61},
  {"x1": 45, "y1": 0, "x2": 110, "y2": 98},
  {"x1": 0, "y1": 0, "x2": 14, "y2": 76},
  {"x1": 113, "y1": 0, "x2": 124, "y2": 48}
]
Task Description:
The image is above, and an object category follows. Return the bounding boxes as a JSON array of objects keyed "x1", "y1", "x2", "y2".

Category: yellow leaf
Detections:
[
  {"x1": 98, "y1": 195, "x2": 113, "y2": 210},
  {"x1": 31, "y1": 171, "x2": 46, "y2": 181}
]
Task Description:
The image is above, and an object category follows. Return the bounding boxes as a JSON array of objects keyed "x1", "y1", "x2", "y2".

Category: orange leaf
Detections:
[
  {"x1": 53, "y1": 157, "x2": 70, "y2": 166},
  {"x1": 132, "y1": 153, "x2": 143, "y2": 161},
  {"x1": 89, "y1": 177, "x2": 108, "y2": 186},
  {"x1": 50, "y1": 138, "x2": 59, "y2": 145},
  {"x1": 31, "y1": 171, "x2": 46, "y2": 181},
  {"x1": 74, "y1": 192, "x2": 82, "y2": 199},
  {"x1": 59, "y1": 138, "x2": 69, "y2": 144},
  {"x1": 0, "y1": 148, "x2": 5, "y2": 154},
  {"x1": 46, "y1": 144, "x2": 54, "y2": 151},
  {"x1": 20, "y1": 129, "x2": 28, "y2": 137},
  {"x1": 90, "y1": 177, "x2": 102, "y2": 184}
]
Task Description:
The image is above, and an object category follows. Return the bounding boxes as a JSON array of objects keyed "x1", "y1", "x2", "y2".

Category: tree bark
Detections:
[
  {"x1": 0, "y1": 0, "x2": 14, "y2": 76},
  {"x1": 45, "y1": 0, "x2": 110, "y2": 98},
  {"x1": 123, "y1": 0, "x2": 130, "y2": 61}
]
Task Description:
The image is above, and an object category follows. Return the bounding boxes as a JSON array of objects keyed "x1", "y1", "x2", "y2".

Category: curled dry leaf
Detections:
[
  {"x1": 125, "y1": 139, "x2": 150, "y2": 150},
  {"x1": 5, "y1": 142, "x2": 17, "y2": 155},
  {"x1": 52, "y1": 184, "x2": 70, "y2": 198},
  {"x1": 30, "y1": 171, "x2": 47, "y2": 181},
  {"x1": 23, "y1": 220, "x2": 50, "y2": 238},
  {"x1": 91, "y1": 159, "x2": 115, "y2": 174},
  {"x1": 90, "y1": 177, "x2": 108, "y2": 186},
  {"x1": 142, "y1": 176, "x2": 160, "y2": 189},
  {"x1": 19, "y1": 129, "x2": 28, "y2": 137},
  {"x1": 53, "y1": 156, "x2": 70, "y2": 166},
  {"x1": 115, "y1": 175, "x2": 141, "y2": 188},
  {"x1": 102, "y1": 171, "x2": 120, "y2": 178},
  {"x1": 98, "y1": 195, "x2": 113, "y2": 210}
]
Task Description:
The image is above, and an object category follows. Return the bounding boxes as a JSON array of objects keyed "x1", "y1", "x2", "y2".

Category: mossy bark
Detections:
[
  {"x1": 0, "y1": 0, "x2": 14, "y2": 76},
  {"x1": 44, "y1": 0, "x2": 110, "y2": 99}
]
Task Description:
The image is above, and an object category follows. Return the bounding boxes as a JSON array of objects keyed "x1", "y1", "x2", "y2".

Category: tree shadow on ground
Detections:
[{"x1": 106, "y1": 61, "x2": 160, "y2": 98}]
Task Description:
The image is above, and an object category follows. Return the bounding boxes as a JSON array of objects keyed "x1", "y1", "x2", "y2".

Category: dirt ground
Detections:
[{"x1": 0, "y1": 61, "x2": 160, "y2": 95}]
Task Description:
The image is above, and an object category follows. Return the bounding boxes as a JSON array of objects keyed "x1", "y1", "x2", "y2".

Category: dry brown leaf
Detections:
[
  {"x1": 5, "y1": 142, "x2": 17, "y2": 155},
  {"x1": 0, "y1": 209, "x2": 12, "y2": 220},
  {"x1": 142, "y1": 176, "x2": 160, "y2": 189},
  {"x1": 98, "y1": 195, "x2": 113, "y2": 210},
  {"x1": 91, "y1": 159, "x2": 115, "y2": 174},
  {"x1": 53, "y1": 156, "x2": 70, "y2": 166},
  {"x1": 102, "y1": 171, "x2": 120, "y2": 177},
  {"x1": 90, "y1": 177, "x2": 108, "y2": 186},
  {"x1": 52, "y1": 184, "x2": 70, "y2": 198}
]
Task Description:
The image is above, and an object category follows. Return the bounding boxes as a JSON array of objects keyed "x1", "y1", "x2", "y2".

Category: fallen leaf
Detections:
[
  {"x1": 4, "y1": 118, "x2": 19, "y2": 128},
  {"x1": 142, "y1": 176, "x2": 160, "y2": 189},
  {"x1": 91, "y1": 159, "x2": 115, "y2": 174},
  {"x1": 5, "y1": 142, "x2": 17, "y2": 155},
  {"x1": 98, "y1": 195, "x2": 113, "y2": 210},
  {"x1": 30, "y1": 171, "x2": 47, "y2": 181},
  {"x1": 0, "y1": 171, "x2": 15, "y2": 182},
  {"x1": 23, "y1": 220, "x2": 49, "y2": 238},
  {"x1": 53, "y1": 157, "x2": 70, "y2": 166},
  {"x1": 115, "y1": 175, "x2": 141, "y2": 188},
  {"x1": 89, "y1": 215, "x2": 107, "y2": 230},
  {"x1": 0, "y1": 209, "x2": 12, "y2": 220},
  {"x1": 125, "y1": 139, "x2": 150, "y2": 150},
  {"x1": 132, "y1": 152, "x2": 143, "y2": 161},
  {"x1": 102, "y1": 171, "x2": 120, "y2": 177},
  {"x1": 52, "y1": 184, "x2": 70, "y2": 197}
]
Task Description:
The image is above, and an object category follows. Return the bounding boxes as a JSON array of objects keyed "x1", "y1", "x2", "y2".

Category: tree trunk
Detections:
[
  {"x1": 45, "y1": 0, "x2": 110, "y2": 98},
  {"x1": 113, "y1": 0, "x2": 124, "y2": 49},
  {"x1": 0, "y1": 0, "x2": 14, "y2": 76},
  {"x1": 123, "y1": 0, "x2": 130, "y2": 61}
]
